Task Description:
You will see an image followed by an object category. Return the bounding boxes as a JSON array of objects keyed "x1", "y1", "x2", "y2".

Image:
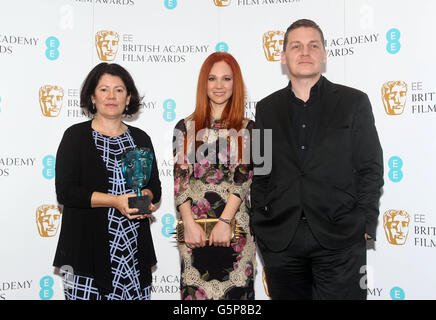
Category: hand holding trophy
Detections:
[{"x1": 121, "y1": 147, "x2": 154, "y2": 214}]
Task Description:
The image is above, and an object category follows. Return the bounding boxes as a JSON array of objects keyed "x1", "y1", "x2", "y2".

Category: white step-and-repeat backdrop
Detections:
[{"x1": 0, "y1": 0, "x2": 435, "y2": 300}]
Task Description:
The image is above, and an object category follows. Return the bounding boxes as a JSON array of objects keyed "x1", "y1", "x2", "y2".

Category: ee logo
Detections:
[
  {"x1": 215, "y1": 42, "x2": 229, "y2": 52},
  {"x1": 39, "y1": 276, "x2": 54, "y2": 300},
  {"x1": 161, "y1": 213, "x2": 175, "y2": 238},
  {"x1": 164, "y1": 0, "x2": 177, "y2": 9},
  {"x1": 386, "y1": 28, "x2": 401, "y2": 54},
  {"x1": 163, "y1": 99, "x2": 176, "y2": 122},
  {"x1": 390, "y1": 286, "x2": 405, "y2": 300},
  {"x1": 388, "y1": 156, "x2": 403, "y2": 183},
  {"x1": 43, "y1": 155, "x2": 56, "y2": 179},
  {"x1": 45, "y1": 36, "x2": 60, "y2": 60}
]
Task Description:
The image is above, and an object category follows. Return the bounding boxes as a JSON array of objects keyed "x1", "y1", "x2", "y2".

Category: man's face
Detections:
[
  {"x1": 383, "y1": 83, "x2": 407, "y2": 115},
  {"x1": 263, "y1": 31, "x2": 284, "y2": 61},
  {"x1": 385, "y1": 214, "x2": 409, "y2": 245},
  {"x1": 281, "y1": 27, "x2": 326, "y2": 80},
  {"x1": 40, "y1": 86, "x2": 64, "y2": 117}
]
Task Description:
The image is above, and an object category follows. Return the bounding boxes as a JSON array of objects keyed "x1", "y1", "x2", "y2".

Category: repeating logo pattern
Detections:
[
  {"x1": 39, "y1": 85, "x2": 64, "y2": 117},
  {"x1": 262, "y1": 31, "x2": 284, "y2": 62},
  {"x1": 161, "y1": 213, "x2": 175, "y2": 238},
  {"x1": 165, "y1": 0, "x2": 178, "y2": 9},
  {"x1": 0, "y1": 2, "x2": 433, "y2": 302},
  {"x1": 163, "y1": 99, "x2": 176, "y2": 122},
  {"x1": 383, "y1": 209, "x2": 410, "y2": 246},
  {"x1": 386, "y1": 28, "x2": 401, "y2": 54},
  {"x1": 214, "y1": 0, "x2": 231, "y2": 7},
  {"x1": 39, "y1": 276, "x2": 54, "y2": 300},
  {"x1": 382, "y1": 81, "x2": 407, "y2": 115},
  {"x1": 215, "y1": 42, "x2": 229, "y2": 52},
  {"x1": 42, "y1": 155, "x2": 56, "y2": 179},
  {"x1": 36, "y1": 204, "x2": 62, "y2": 238},
  {"x1": 95, "y1": 30, "x2": 119, "y2": 61},
  {"x1": 390, "y1": 286, "x2": 405, "y2": 300},
  {"x1": 388, "y1": 156, "x2": 403, "y2": 183},
  {"x1": 45, "y1": 36, "x2": 60, "y2": 60}
]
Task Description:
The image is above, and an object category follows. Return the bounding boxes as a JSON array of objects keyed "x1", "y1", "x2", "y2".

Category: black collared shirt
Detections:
[{"x1": 287, "y1": 76, "x2": 324, "y2": 161}]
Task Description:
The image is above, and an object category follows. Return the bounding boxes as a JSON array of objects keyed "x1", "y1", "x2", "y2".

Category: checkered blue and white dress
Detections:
[{"x1": 62, "y1": 130, "x2": 151, "y2": 300}]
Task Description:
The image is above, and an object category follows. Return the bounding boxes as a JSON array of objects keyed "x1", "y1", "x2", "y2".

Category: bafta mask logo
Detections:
[
  {"x1": 382, "y1": 81, "x2": 408, "y2": 115},
  {"x1": 383, "y1": 209, "x2": 410, "y2": 245},
  {"x1": 95, "y1": 30, "x2": 119, "y2": 61},
  {"x1": 263, "y1": 31, "x2": 284, "y2": 62},
  {"x1": 36, "y1": 204, "x2": 62, "y2": 238},
  {"x1": 213, "y1": 0, "x2": 231, "y2": 6},
  {"x1": 39, "y1": 85, "x2": 64, "y2": 117}
]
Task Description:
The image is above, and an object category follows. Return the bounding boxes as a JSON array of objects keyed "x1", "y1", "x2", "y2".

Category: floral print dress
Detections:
[{"x1": 173, "y1": 118, "x2": 256, "y2": 300}]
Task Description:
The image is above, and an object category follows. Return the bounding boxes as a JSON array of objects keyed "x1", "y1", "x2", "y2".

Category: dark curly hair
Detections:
[{"x1": 80, "y1": 62, "x2": 142, "y2": 116}]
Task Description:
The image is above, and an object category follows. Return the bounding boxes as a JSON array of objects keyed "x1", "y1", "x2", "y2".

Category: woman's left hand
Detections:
[{"x1": 208, "y1": 220, "x2": 232, "y2": 247}]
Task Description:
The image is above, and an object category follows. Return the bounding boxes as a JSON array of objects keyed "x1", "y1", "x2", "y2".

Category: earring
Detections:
[{"x1": 92, "y1": 103, "x2": 96, "y2": 113}]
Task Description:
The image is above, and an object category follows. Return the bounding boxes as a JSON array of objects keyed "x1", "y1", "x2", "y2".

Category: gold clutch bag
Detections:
[{"x1": 173, "y1": 218, "x2": 245, "y2": 243}]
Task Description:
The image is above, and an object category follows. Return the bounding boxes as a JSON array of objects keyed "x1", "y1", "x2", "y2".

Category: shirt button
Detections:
[
  {"x1": 301, "y1": 145, "x2": 306, "y2": 150},
  {"x1": 301, "y1": 124, "x2": 306, "y2": 128}
]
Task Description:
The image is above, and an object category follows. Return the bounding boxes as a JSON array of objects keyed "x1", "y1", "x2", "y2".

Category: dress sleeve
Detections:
[
  {"x1": 173, "y1": 119, "x2": 193, "y2": 208},
  {"x1": 228, "y1": 120, "x2": 254, "y2": 201}
]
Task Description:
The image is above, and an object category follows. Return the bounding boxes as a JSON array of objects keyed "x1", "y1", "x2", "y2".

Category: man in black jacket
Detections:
[{"x1": 251, "y1": 19, "x2": 384, "y2": 299}]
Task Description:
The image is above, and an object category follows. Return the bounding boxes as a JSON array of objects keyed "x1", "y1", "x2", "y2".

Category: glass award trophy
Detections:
[{"x1": 121, "y1": 147, "x2": 154, "y2": 214}]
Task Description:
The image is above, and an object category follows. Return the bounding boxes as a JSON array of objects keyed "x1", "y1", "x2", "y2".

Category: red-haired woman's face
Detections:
[{"x1": 207, "y1": 61, "x2": 234, "y2": 111}]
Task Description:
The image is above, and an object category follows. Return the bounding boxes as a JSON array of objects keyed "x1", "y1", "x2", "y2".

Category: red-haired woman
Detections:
[{"x1": 173, "y1": 52, "x2": 255, "y2": 300}]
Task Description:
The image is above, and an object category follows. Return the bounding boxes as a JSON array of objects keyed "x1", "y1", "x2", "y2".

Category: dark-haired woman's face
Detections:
[
  {"x1": 91, "y1": 73, "x2": 130, "y2": 119},
  {"x1": 207, "y1": 61, "x2": 234, "y2": 110}
]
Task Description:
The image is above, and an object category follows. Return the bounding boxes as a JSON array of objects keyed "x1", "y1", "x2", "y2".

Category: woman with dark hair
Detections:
[
  {"x1": 53, "y1": 62, "x2": 161, "y2": 300},
  {"x1": 173, "y1": 52, "x2": 256, "y2": 300}
]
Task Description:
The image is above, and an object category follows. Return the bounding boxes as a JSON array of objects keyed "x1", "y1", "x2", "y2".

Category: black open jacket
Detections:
[{"x1": 53, "y1": 120, "x2": 161, "y2": 292}]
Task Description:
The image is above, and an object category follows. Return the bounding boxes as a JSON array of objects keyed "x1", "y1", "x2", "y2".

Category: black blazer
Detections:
[
  {"x1": 251, "y1": 77, "x2": 383, "y2": 252},
  {"x1": 53, "y1": 120, "x2": 161, "y2": 291}
]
